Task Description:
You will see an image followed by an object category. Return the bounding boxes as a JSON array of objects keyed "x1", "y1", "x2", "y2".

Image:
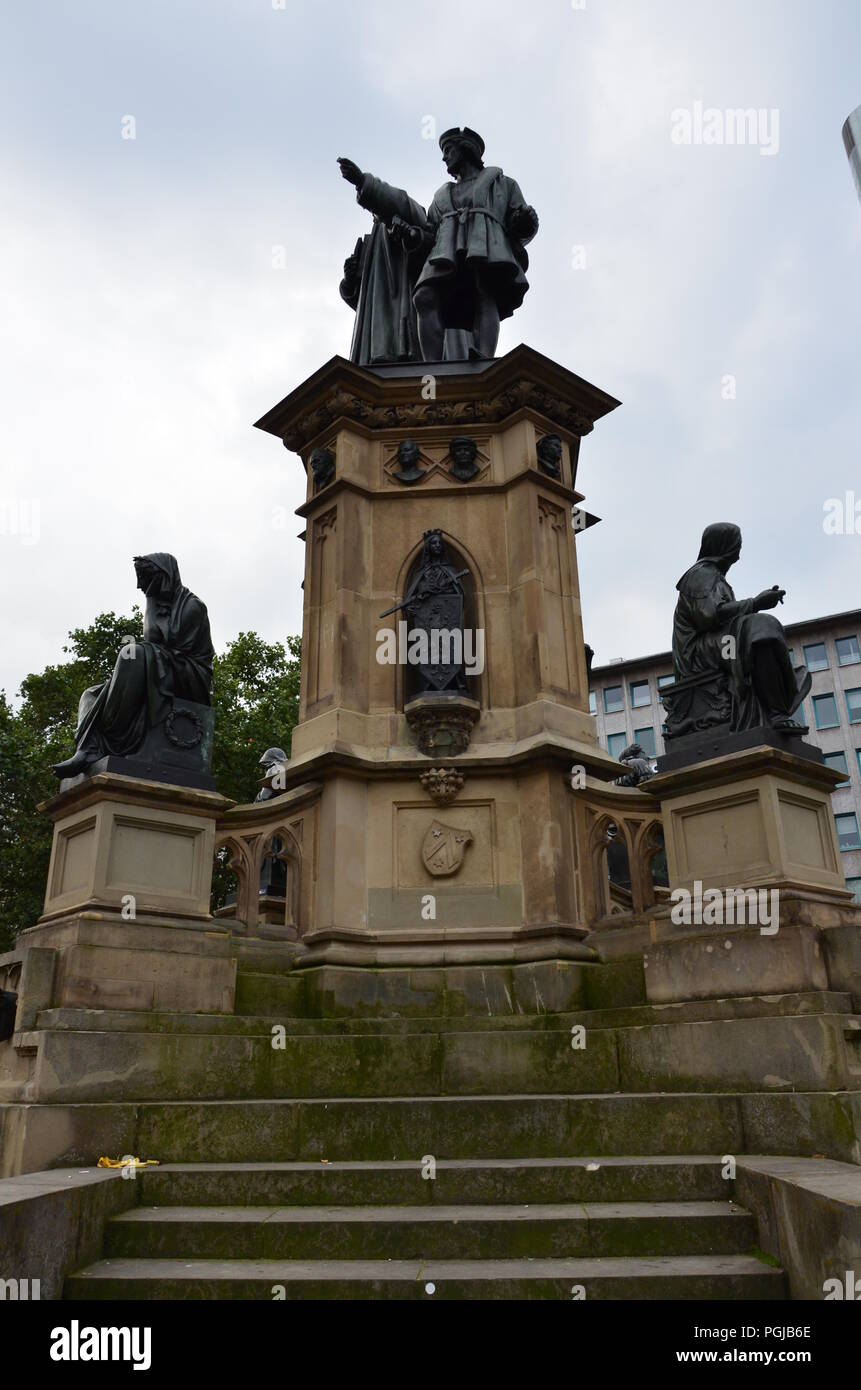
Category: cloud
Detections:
[{"x1": 2, "y1": 0, "x2": 861, "y2": 695}]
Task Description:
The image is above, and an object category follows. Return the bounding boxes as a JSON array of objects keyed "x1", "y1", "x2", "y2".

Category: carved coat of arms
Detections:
[{"x1": 421, "y1": 819, "x2": 473, "y2": 877}]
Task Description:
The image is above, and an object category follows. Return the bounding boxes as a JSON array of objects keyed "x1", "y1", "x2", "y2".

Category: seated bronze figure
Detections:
[
  {"x1": 664, "y1": 523, "x2": 810, "y2": 739},
  {"x1": 52, "y1": 553, "x2": 214, "y2": 780}
]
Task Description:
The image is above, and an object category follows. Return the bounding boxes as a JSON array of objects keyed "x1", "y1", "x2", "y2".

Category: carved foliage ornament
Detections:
[
  {"x1": 283, "y1": 382, "x2": 594, "y2": 454},
  {"x1": 419, "y1": 767, "x2": 465, "y2": 805}
]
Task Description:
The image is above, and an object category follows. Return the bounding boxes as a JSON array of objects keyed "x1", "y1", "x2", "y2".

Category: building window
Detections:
[
  {"x1": 824, "y1": 750, "x2": 849, "y2": 776},
  {"x1": 836, "y1": 635, "x2": 861, "y2": 667},
  {"x1": 845, "y1": 877, "x2": 861, "y2": 905},
  {"x1": 847, "y1": 689, "x2": 861, "y2": 725},
  {"x1": 589, "y1": 691, "x2": 597, "y2": 715},
  {"x1": 604, "y1": 685, "x2": 624, "y2": 714},
  {"x1": 630, "y1": 680, "x2": 650, "y2": 708},
  {"x1": 657, "y1": 674, "x2": 674, "y2": 688},
  {"x1": 857, "y1": 749, "x2": 861, "y2": 779},
  {"x1": 813, "y1": 693, "x2": 839, "y2": 729},
  {"x1": 803, "y1": 642, "x2": 829, "y2": 672},
  {"x1": 835, "y1": 812, "x2": 861, "y2": 851},
  {"x1": 634, "y1": 726, "x2": 657, "y2": 758},
  {"x1": 607, "y1": 732, "x2": 627, "y2": 759}
]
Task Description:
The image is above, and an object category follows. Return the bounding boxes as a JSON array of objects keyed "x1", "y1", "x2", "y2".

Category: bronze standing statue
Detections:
[
  {"x1": 337, "y1": 126, "x2": 538, "y2": 363},
  {"x1": 337, "y1": 159, "x2": 442, "y2": 365}
]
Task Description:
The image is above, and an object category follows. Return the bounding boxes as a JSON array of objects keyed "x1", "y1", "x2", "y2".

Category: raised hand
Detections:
[
  {"x1": 755, "y1": 586, "x2": 785, "y2": 610},
  {"x1": 508, "y1": 204, "x2": 539, "y2": 238},
  {"x1": 389, "y1": 215, "x2": 423, "y2": 250},
  {"x1": 337, "y1": 157, "x2": 363, "y2": 187}
]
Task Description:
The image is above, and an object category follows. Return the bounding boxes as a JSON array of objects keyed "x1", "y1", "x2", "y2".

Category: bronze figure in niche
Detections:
[
  {"x1": 392, "y1": 438, "x2": 425, "y2": 485},
  {"x1": 449, "y1": 436, "x2": 480, "y2": 482},
  {"x1": 536, "y1": 433, "x2": 563, "y2": 478},
  {"x1": 309, "y1": 446, "x2": 335, "y2": 492},
  {"x1": 380, "y1": 530, "x2": 470, "y2": 694}
]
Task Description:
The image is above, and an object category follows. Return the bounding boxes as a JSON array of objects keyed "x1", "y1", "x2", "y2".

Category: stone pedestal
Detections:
[
  {"x1": 247, "y1": 346, "x2": 626, "y2": 966},
  {"x1": 21, "y1": 774, "x2": 236, "y2": 1016},
  {"x1": 40, "y1": 773, "x2": 230, "y2": 921},
  {"x1": 645, "y1": 744, "x2": 848, "y2": 898},
  {"x1": 641, "y1": 744, "x2": 859, "y2": 1004}
]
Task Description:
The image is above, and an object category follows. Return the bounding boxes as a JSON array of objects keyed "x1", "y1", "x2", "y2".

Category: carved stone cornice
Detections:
[{"x1": 254, "y1": 345, "x2": 621, "y2": 457}]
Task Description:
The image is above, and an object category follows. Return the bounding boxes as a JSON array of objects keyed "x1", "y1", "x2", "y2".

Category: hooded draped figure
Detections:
[
  {"x1": 53, "y1": 553, "x2": 214, "y2": 778},
  {"x1": 671, "y1": 522, "x2": 810, "y2": 733},
  {"x1": 338, "y1": 166, "x2": 472, "y2": 364}
]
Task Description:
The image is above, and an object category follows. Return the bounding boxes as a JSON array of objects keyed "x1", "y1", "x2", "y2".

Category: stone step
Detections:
[
  {"x1": 131, "y1": 1093, "x2": 745, "y2": 1163},
  {"x1": 34, "y1": 989, "x2": 855, "y2": 1038},
  {"x1": 235, "y1": 958, "x2": 645, "y2": 1020},
  {"x1": 65, "y1": 1253, "x2": 785, "y2": 1300},
  {"x1": 103, "y1": 1199, "x2": 757, "y2": 1260},
  {"x1": 27, "y1": 1007, "x2": 861, "y2": 1103},
  {"x1": 27, "y1": 1025, "x2": 620, "y2": 1102},
  {"x1": 12, "y1": 1090, "x2": 861, "y2": 1172},
  {"x1": 137, "y1": 1155, "x2": 733, "y2": 1206}
]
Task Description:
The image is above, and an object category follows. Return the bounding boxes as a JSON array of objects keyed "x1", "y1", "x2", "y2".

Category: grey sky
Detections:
[{"x1": 2, "y1": 0, "x2": 860, "y2": 697}]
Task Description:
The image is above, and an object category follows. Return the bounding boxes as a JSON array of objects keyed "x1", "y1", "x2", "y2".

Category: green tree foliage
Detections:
[
  {"x1": 0, "y1": 617, "x2": 300, "y2": 950},
  {"x1": 212, "y1": 632, "x2": 301, "y2": 805}
]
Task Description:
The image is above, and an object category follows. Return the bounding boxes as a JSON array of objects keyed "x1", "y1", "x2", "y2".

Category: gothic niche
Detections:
[{"x1": 386, "y1": 530, "x2": 481, "y2": 756}]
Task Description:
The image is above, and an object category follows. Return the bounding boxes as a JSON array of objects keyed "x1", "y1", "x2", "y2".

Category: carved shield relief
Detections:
[{"x1": 421, "y1": 819, "x2": 473, "y2": 877}]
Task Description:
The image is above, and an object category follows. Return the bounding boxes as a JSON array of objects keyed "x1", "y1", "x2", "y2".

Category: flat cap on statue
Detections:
[{"x1": 438, "y1": 126, "x2": 486, "y2": 158}]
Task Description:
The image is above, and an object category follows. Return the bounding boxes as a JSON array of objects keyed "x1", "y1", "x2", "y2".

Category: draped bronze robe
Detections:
[{"x1": 73, "y1": 553, "x2": 213, "y2": 761}]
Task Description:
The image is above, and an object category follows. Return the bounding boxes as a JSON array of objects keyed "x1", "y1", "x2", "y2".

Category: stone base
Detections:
[
  {"x1": 39, "y1": 773, "x2": 232, "y2": 923},
  {"x1": 59, "y1": 752, "x2": 216, "y2": 794},
  {"x1": 643, "y1": 921, "x2": 830, "y2": 1004},
  {"x1": 294, "y1": 924, "x2": 595, "y2": 969},
  {"x1": 56, "y1": 699, "x2": 216, "y2": 793},
  {"x1": 18, "y1": 912, "x2": 236, "y2": 1016},
  {"x1": 658, "y1": 723, "x2": 820, "y2": 774},
  {"x1": 643, "y1": 744, "x2": 850, "y2": 898},
  {"x1": 638, "y1": 745, "x2": 857, "y2": 1006}
]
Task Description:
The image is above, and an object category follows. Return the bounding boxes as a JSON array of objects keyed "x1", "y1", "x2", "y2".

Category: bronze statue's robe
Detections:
[
  {"x1": 73, "y1": 553, "x2": 213, "y2": 761},
  {"x1": 672, "y1": 524, "x2": 808, "y2": 729},
  {"x1": 414, "y1": 166, "x2": 538, "y2": 331},
  {"x1": 340, "y1": 174, "x2": 470, "y2": 364}
]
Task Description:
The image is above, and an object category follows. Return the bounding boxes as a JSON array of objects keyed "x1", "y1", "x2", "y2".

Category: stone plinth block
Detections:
[
  {"x1": 643, "y1": 745, "x2": 850, "y2": 898},
  {"x1": 643, "y1": 923, "x2": 829, "y2": 1004},
  {"x1": 39, "y1": 773, "x2": 233, "y2": 922},
  {"x1": 640, "y1": 746, "x2": 858, "y2": 1005},
  {"x1": 17, "y1": 914, "x2": 236, "y2": 1017}
]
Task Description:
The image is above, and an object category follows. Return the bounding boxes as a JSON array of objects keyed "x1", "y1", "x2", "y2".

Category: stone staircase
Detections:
[
  {"x1": 54, "y1": 957, "x2": 821, "y2": 1299},
  {"x1": 65, "y1": 1167, "x2": 778, "y2": 1295},
  {"x1": 66, "y1": 1157, "x2": 783, "y2": 1300}
]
